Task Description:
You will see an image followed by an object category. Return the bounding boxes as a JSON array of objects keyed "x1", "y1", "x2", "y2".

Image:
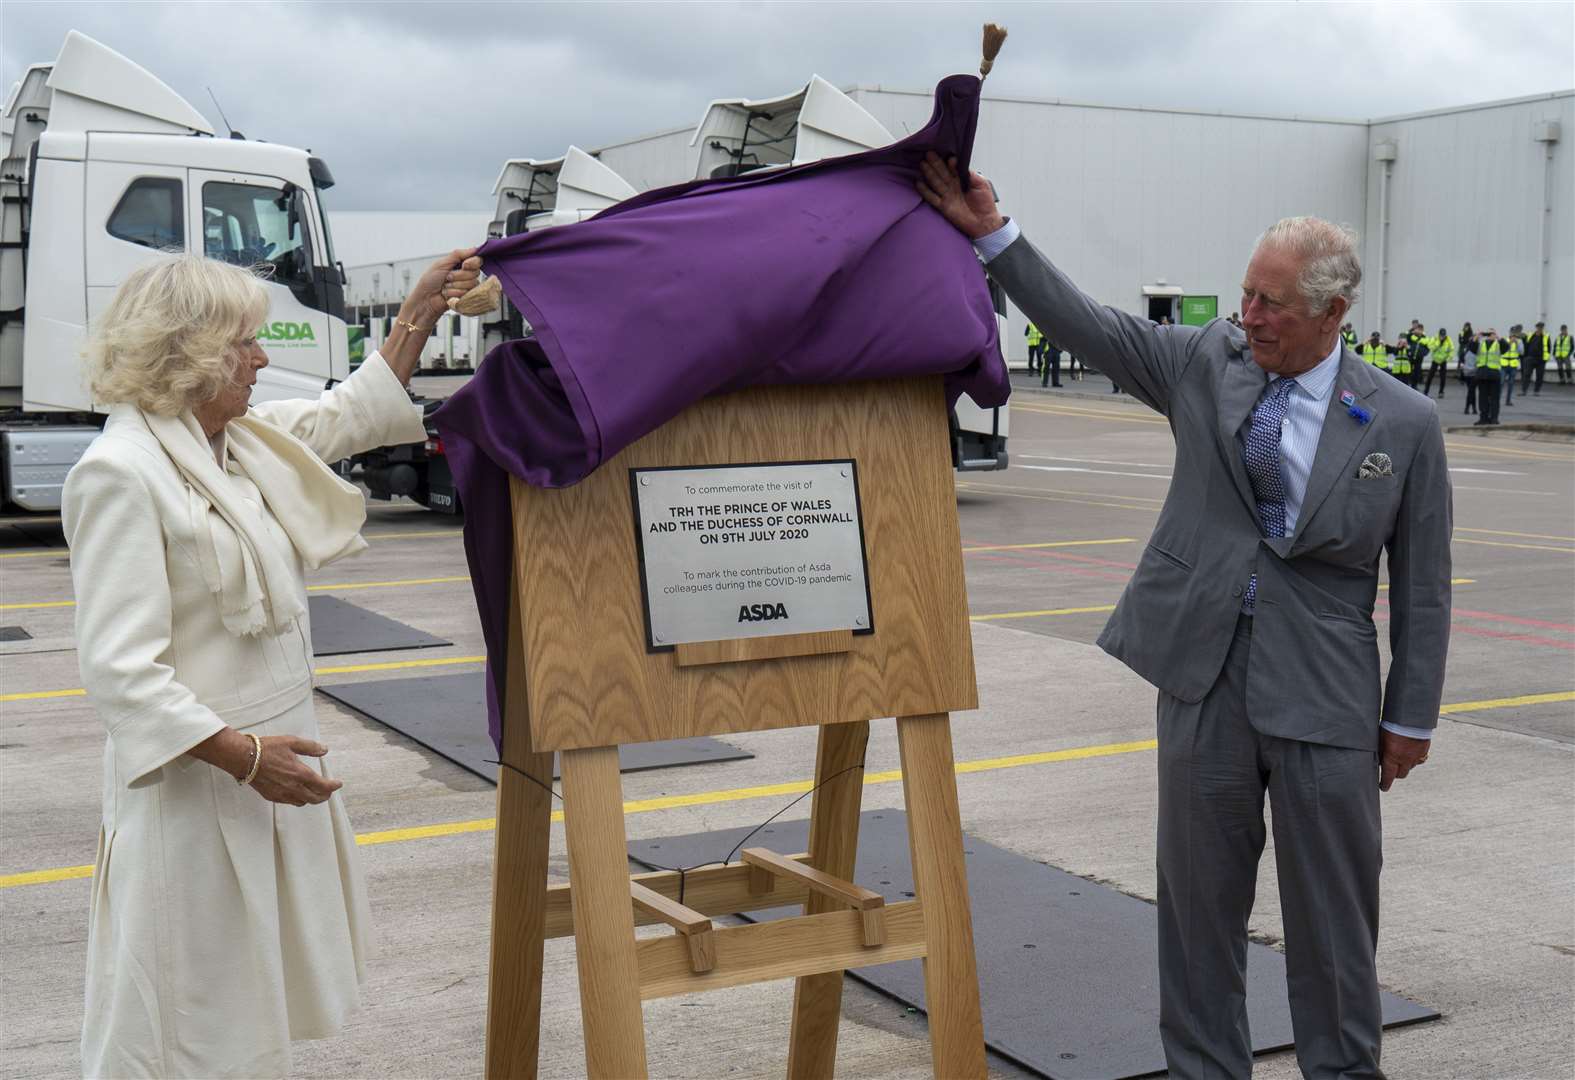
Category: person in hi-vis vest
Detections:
[
  {"x1": 1420, "y1": 327, "x2": 1453, "y2": 398},
  {"x1": 1475, "y1": 329, "x2": 1503, "y2": 426},
  {"x1": 1555, "y1": 324, "x2": 1573, "y2": 385},
  {"x1": 1025, "y1": 320, "x2": 1045, "y2": 374},
  {"x1": 1361, "y1": 332, "x2": 1387, "y2": 369},
  {"x1": 1500, "y1": 328, "x2": 1522, "y2": 406}
]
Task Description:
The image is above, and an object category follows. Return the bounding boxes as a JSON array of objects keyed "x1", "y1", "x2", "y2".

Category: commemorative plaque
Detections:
[{"x1": 630, "y1": 460, "x2": 873, "y2": 649}]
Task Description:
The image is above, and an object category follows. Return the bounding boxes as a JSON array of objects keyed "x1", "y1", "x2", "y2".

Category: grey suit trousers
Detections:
[{"x1": 1157, "y1": 616, "x2": 1384, "y2": 1080}]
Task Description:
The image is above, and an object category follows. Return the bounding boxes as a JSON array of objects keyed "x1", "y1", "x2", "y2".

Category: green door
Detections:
[
  {"x1": 1181, "y1": 295, "x2": 1217, "y2": 326},
  {"x1": 346, "y1": 325, "x2": 367, "y2": 369}
]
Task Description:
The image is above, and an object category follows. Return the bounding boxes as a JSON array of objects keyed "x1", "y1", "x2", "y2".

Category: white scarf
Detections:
[{"x1": 139, "y1": 408, "x2": 369, "y2": 637}]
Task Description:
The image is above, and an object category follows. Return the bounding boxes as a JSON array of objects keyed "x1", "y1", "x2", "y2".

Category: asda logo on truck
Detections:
[{"x1": 257, "y1": 321, "x2": 317, "y2": 346}]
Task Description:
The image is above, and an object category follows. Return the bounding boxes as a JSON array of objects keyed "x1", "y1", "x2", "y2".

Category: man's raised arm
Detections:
[{"x1": 917, "y1": 152, "x2": 1198, "y2": 417}]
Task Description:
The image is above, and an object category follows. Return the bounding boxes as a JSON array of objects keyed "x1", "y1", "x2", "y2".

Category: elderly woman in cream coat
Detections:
[{"x1": 63, "y1": 249, "x2": 480, "y2": 1078}]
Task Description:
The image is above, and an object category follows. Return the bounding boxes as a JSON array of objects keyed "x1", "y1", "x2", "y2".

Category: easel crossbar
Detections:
[
  {"x1": 543, "y1": 855, "x2": 814, "y2": 939},
  {"x1": 636, "y1": 900, "x2": 927, "y2": 1000}
]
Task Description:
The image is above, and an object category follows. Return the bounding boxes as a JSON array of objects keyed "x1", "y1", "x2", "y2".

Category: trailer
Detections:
[{"x1": 0, "y1": 32, "x2": 350, "y2": 511}]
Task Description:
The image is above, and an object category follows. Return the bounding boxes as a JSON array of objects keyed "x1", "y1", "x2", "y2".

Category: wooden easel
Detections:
[{"x1": 485, "y1": 377, "x2": 985, "y2": 1078}]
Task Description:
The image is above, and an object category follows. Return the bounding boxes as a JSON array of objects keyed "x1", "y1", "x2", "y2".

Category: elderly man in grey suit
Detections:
[{"x1": 919, "y1": 155, "x2": 1450, "y2": 1080}]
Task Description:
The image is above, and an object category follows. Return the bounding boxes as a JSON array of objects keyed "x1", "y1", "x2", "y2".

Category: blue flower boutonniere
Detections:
[{"x1": 1340, "y1": 389, "x2": 1370, "y2": 425}]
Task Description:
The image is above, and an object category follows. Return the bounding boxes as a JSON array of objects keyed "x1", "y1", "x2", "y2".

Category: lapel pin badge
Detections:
[{"x1": 1339, "y1": 390, "x2": 1356, "y2": 407}]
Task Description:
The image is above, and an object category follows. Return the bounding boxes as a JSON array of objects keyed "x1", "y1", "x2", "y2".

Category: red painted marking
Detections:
[{"x1": 1450, "y1": 607, "x2": 1575, "y2": 634}]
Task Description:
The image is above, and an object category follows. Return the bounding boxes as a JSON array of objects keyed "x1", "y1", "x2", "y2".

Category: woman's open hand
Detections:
[{"x1": 249, "y1": 735, "x2": 343, "y2": 806}]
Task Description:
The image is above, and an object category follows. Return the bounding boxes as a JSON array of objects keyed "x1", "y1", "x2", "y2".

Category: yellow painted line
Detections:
[
  {"x1": 0, "y1": 865, "x2": 93, "y2": 887},
  {"x1": 1380, "y1": 578, "x2": 1475, "y2": 591},
  {"x1": 962, "y1": 538, "x2": 1136, "y2": 553},
  {"x1": 0, "y1": 532, "x2": 462, "y2": 563},
  {"x1": 1438, "y1": 691, "x2": 1575, "y2": 714},
  {"x1": 7, "y1": 679, "x2": 1567, "y2": 891},
  {"x1": 972, "y1": 604, "x2": 1117, "y2": 621},
  {"x1": 314, "y1": 654, "x2": 485, "y2": 676},
  {"x1": 1457, "y1": 527, "x2": 1575, "y2": 543},
  {"x1": 957, "y1": 483, "x2": 1164, "y2": 514},
  {"x1": 0, "y1": 653, "x2": 489, "y2": 702},
  {"x1": 365, "y1": 529, "x2": 464, "y2": 542},
  {"x1": 0, "y1": 687, "x2": 86, "y2": 702},
  {"x1": 1453, "y1": 537, "x2": 1575, "y2": 554},
  {"x1": 307, "y1": 575, "x2": 470, "y2": 593},
  {"x1": 0, "y1": 575, "x2": 473, "y2": 613},
  {"x1": 1, "y1": 737, "x2": 1158, "y2": 888}
]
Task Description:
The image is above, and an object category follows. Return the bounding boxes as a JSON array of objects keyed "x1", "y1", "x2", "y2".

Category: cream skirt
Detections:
[{"x1": 81, "y1": 695, "x2": 371, "y2": 1079}]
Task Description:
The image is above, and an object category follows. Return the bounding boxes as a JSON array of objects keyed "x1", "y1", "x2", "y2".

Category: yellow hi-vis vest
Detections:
[
  {"x1": 1503, "y1": 339, "x2": 1522, "y2": 369},
  {"x1": 1392, "y1": 347, "x2": 1412, "y2": 376},
  {"x1": 1479, "y1": 340, "x2": 1502, "y2": 370},
  {"x1": 1362, "y1": 342, "x2": 1386, "y2": 367},
  {"x1": 1342, "y1": 329, "x2": 1357, "y2": 349},
  {"x1": 1556, "y1": 333, "x2": 1573, "y2": 359},
  {"x1": 1430, "y1": 335, "x2": 1454, "y2": 365},
  {"x1": 1026, "y1": 323, "x2": 1043, "y2": 347}
]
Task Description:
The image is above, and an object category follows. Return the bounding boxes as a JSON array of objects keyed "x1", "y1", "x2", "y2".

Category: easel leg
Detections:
[
  {"x1": 484, "y1": 749, "x2": 553, "y2": 1079},
  {"x1": 786, "y1": 720, "x2": 871, "y2": 1079},
  {"x1": 897, "y1": 713, "x2": 985, "y2": 1080},
  {"x1": 485, "y1": 588, "x2": 552, "y2": 1079},
  {"x1": 561, "y1": 746, "x2": 648, "y2": 1079}
]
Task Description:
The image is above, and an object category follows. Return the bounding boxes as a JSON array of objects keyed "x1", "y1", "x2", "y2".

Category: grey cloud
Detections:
[{"x1": 4, "y1": 1, "x2": 1570, "y2": 210}]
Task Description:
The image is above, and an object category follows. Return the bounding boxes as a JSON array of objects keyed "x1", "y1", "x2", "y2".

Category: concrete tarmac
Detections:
[{"x1": 2, "y1": 391, "x2": 1571, "y2": 1078}]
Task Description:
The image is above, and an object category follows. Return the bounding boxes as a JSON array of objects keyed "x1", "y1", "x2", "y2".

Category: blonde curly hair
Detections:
[{"x1": 84, "y1": 254, "x2": 270, "y2": 415}]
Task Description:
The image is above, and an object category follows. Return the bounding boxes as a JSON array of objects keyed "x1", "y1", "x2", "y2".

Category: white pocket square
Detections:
[{"x1": 1357, "y1": 452, "x2": 1393, "y2": 479}]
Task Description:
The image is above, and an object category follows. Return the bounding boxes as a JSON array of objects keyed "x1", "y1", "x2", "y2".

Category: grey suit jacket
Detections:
[{"x1": 989, "y1": 235, "x2": 1452, "y2": 750}]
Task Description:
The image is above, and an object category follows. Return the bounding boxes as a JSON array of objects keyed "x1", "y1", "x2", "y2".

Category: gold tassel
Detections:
[
  {"x1": 980, "y1": 22, "x2": 1008, "y2": 79},
  {"x1": 448, "y1": 275, "x2": 502, "y2": 316}
]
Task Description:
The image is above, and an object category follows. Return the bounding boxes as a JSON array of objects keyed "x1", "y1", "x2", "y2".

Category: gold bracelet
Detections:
[
  {"x1": 393, "y1": 317, "x2": 429, "y2": 334},
  {"x1": 239, "y1": 732, "x2": 263, "y2": 786}
]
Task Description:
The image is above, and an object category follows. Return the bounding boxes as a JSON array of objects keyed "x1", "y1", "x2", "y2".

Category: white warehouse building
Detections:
[{"x1": 581, "y1": 85, "x2": 1573, "y2": 357}]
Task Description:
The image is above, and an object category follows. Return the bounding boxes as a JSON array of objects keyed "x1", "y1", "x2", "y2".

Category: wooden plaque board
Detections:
[{"x1": 509, "y1": 377, "x2": 978, "y2": 751}]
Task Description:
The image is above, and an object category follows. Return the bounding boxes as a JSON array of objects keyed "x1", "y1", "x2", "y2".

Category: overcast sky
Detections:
[{"x1": 5, "y1": 1, "x2": 1572, "y2": 211}]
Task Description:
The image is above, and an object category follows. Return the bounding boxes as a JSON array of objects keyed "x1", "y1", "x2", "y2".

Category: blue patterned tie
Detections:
[{"x1": 1242, "y1": 377, "x2": 1298, "y2": 611}]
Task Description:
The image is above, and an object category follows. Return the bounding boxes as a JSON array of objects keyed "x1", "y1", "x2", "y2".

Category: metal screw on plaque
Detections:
[
  {"x1": 654, "y1": 633, "x2": 664, "y2": 644},
  {"x1": 639, "y1": 475, "x2": 650, "y2": 487},
  {"x1": 839, "y1": 468, "x2": 848, "y2": 478},
  {"x1": 855, "y1": 616, "x2": 867, "y2": 627}
]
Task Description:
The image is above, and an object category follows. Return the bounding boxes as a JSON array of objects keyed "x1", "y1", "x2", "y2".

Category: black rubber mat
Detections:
[
  {"x1": 0, "y1": 626, "x2": 32, "y2": 642},
  {"x1": 307, "y1": 594, "x2": 450, "y2": 656},
  {"x1": 628, "y1": 811, "x2": 1438, "y2": 1080},
  {"x1": 317, "y1": 671, "x2": 752, "y2": 783}
]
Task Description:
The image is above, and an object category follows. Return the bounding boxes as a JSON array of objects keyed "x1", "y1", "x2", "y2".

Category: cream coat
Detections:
[{"x1": 63, "y1": 354, "x2": 427, "y2": 1078}]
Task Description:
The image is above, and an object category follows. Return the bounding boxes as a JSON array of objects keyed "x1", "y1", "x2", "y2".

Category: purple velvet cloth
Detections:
[{"x1": 432, "y1": 74, "x2": 1008, "y2": 751}]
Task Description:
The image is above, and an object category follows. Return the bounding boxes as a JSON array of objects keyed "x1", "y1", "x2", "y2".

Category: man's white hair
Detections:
[{"x1": 1254, "y1": 217, "x2": 1363, "y2": 317}]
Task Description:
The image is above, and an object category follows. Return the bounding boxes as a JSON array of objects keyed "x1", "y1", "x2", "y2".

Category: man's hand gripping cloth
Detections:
[{"x1": 433, "y1": 74, "x2": 1008, "y2": 751}]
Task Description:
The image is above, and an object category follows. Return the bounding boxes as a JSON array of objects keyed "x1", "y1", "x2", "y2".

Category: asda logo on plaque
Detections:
[{"x1": 738, "y1": 602, "x2": 789, "y2": 623}]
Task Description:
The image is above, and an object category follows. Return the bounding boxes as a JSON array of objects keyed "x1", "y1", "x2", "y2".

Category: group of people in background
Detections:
[
  {"x1": 1024, "y1": 320, "x2": 1084, "y2": 387},
  {"x1": 1341, "y1": 319, "x2": 1571, "y2": 427},
  {"x1": 1022, "y1": 316, "x2": 1572, "y2": 423}
]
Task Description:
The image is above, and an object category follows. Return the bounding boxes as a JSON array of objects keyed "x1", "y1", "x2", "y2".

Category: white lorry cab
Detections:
[
  {"x1": 478, "y1": 146, "x2": 638, "y2": 357},
  {"x1": 689, "y1": 76, "x2": 1009, "y2": 471},
  {"x1": 0, "y1": 32, "x2": 349, "y2": 511},
  {"x1": 384, "y1": 146, "x2": 641, "y2": 515}
]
